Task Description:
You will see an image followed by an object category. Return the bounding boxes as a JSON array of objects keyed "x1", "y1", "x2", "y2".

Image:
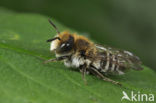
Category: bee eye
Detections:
[
  {"x1": 57, "y1": 35, "x2": 74, "y2": 53},
  {"x1": 60, "y1": 43, "x2": 70, "y2": 49},
  {"x1": 61, "y1": 43, "x2": 66, "y2": 48},
  {"x1": 66, "y1": 43, "x2": 70, "y2": 46}
]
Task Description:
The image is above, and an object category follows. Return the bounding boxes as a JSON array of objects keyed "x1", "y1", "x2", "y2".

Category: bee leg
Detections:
[
  {"x1": 90, "y1": 67, "x2": 122, "y2": 86},
  {"x1": 43, "y1": 58, "x2": 59, "y2": 64},
  {"x1": 80, "y1": 65, "x2": 87, "y2": 85},
  {"x1": 43, "y1": 56, "x2": 69, "y2": 64}
]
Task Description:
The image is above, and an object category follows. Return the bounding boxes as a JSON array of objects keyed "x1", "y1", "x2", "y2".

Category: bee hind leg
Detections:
[{"x1": 90, "y1": 67, "x2": 122, "y2": 86}]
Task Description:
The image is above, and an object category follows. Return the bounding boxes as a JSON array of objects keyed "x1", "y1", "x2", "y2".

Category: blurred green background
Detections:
[{"x1": 0, "y1": 0, "x2": 156, "y2": 70}]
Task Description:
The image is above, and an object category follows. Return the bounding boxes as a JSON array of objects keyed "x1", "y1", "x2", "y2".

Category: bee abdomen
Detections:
[{"x1": 100, "y1": 52, "x2": 125, "y2": 75}]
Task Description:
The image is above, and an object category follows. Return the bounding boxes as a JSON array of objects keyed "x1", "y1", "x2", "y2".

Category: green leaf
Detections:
[{"x1": 0, "y1": 9, "x2": 156, "y2": 103}]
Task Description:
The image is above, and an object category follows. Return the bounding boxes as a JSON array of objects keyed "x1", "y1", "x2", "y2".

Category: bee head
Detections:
[{"x1": 47, "y1": 19, "x2": 74, "y2": 56}]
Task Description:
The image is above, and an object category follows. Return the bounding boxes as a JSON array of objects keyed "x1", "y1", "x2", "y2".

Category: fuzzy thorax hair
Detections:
[{"x1": 50, "y1": 31, "x2": 97, "y2": 57}]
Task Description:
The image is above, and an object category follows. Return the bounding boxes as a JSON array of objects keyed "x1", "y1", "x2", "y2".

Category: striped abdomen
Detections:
[
  {"x1": 92, "y1": 45, "x2": 143, "y2": 75},
  {"x1": 99, "y1": 51, "x2": 125, "y2": 75}
]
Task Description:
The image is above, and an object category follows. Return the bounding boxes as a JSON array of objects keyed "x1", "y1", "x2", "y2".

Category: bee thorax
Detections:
[
  {"x1": 64, "y1": 55, "x2": 91, "y2": 68},
  {"x1": 71, "y1": 56, "x2": 85, "y2": 68}
]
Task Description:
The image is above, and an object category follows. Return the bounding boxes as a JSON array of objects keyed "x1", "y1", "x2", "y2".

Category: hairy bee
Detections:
[{"x1": 45, "y1": 19, "x2": 143, "y2": 86}]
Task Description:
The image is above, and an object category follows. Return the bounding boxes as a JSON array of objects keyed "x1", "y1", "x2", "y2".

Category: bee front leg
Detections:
[
  {"x1": 43, "y1": 56, "x2": 69, "y2": 64},
  {"x1": 90, "y1": 67, "x2": 122, "y2": 86},
  {"x1": 43, "y1": 58, "x2": 59, "y2": 64}
]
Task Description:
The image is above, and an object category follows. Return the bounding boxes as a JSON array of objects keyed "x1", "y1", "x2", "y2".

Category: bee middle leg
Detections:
[
  {"x1": 80, "y1": 64, "x2": 87, "y2": 85},
  {"x1": 90, "y1": 67, "x2": 122, "y2": 86}
]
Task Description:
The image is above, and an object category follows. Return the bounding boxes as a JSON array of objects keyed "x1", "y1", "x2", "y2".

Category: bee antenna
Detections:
[
  {"x1": 48, "y1": 19, "x2": 60, "y2": 34},
  {"x1": 47, "y1": 37, "x2": 61, "y2": 42}
]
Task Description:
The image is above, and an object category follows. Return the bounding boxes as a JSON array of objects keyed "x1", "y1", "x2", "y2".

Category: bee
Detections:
[{"x1": 45, "y1": 19, "x2": 143, "y2": 86}]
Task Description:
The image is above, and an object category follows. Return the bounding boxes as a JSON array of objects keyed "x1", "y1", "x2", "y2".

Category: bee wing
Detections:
[{"x1": 95, "y1": 44, "x2": 143, "y2": 70}]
